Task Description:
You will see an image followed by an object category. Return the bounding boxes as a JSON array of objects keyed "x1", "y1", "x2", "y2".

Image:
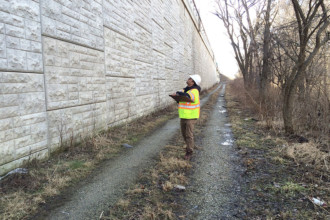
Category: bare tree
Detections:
[
  {"x1": 274, "y1": 0, "x2": 329, "y2": 134},
  {"x1": 214, "y1": 0, "x2": 263, "y2": 88}
]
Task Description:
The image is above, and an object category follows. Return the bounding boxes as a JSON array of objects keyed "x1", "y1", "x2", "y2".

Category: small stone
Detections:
[
  {"x1": 174, "y1": 184, "x2": 186, "y2": 191},
  {"x1": 122, "y1": 143, "x2": 133, "y2": 148}
]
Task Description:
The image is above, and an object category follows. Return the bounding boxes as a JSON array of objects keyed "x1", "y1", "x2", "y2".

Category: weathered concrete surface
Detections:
[{"x1": 0, "y1": 0, "x2": 219, "y2": 175}]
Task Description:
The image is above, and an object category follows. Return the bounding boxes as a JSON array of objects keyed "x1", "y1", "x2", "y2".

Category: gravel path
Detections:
[
  {"x1": 183, "y1": 84, "x2": 245, "y2": 219},
  {"x1": 39, "y1": 85, "x2": 222, "y2": 220}
]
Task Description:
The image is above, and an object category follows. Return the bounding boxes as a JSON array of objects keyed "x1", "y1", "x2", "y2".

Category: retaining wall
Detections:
[{"x1": 0, "y1": 0, "x2": 219, "y2": 175}]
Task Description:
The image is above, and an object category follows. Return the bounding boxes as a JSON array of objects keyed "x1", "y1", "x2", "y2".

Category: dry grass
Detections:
[
  {"x1": 127, "y1": 185, "x2": 146, "y2": 194},
  {"x1": 159, "y1": 154, "x2": 191, "y2": 172},
  {"x1": 141, "y1": 203, "x2": 175, "y2": 220},
  {"x1": 282, "y1": 143, "x2": 330, "y2": 170},
  {"x1": 226, "y1": 79, "x2": 330, "y2": 218},
  {"x1": 116, "y1": 199, "x2": 130, "y2": 210},
  {"x1": 169, "y1": 172, "x2": 187, "y2": 185},
  {"x1": 1, "y1": 191, "x2": 27, "y2": 219},
  {"x1": 162, "y1": 181, "x2": 174, "y2": 191}
]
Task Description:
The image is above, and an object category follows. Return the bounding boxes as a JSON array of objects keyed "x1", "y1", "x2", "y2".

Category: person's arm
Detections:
[{"x1": 176, "y1": 91, "x2": 191, "y2": 99}]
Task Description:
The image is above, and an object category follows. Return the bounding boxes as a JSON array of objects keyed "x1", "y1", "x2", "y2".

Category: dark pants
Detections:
[{"x1": 180, "y1": 119, "x2": 197, "y2": 154}]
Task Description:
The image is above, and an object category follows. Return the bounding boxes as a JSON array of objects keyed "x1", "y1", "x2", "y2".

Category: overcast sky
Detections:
[{"x1": 194, "y1": 0, "x2": 238, "y2": 79}]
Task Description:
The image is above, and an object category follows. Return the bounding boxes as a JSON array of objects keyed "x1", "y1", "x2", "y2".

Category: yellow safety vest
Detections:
[{"x1": 178, "y1": 88, "x2": 200, "y2": 119}]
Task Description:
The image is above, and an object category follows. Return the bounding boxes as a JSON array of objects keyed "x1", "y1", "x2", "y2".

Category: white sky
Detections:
[{"x1": 194, "y1": 0, "x2": 238, "y2": 79}]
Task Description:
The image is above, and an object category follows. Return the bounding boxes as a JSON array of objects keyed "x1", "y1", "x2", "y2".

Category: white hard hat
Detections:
[{"x1": 189, "y1": 74, "x2": 201, "y2": 86}]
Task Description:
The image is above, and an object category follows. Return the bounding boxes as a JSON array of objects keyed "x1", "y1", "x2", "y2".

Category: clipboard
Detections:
[{"x1": 169, "y1": 94, "x2": 193, "y2": 102}]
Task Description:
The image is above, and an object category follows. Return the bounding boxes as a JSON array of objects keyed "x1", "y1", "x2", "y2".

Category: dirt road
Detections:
[
  {"x1": 39, "y1": 85, "x2": 223, "y2": 220},
  {"x1": 182, "y1": 84, "x2": 245, "y2": 219}
]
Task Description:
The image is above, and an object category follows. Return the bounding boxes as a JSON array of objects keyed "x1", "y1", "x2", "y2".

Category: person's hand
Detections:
[{"x1": 170, "y1": 93, "x2": 177, "y2": 96}]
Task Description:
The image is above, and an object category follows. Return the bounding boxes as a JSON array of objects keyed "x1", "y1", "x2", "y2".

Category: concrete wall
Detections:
[{"x1": 0, "y1": 0, "x2": 219, "y2": 175}]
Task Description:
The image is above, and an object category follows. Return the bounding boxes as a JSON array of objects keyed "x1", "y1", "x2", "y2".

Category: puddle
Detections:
[
  {"x1": 221, "y1": 139, "x2": 234, "y2": 146},
  {"x1": 223, "y1": 133, "x2": 232, "y2": 137}
]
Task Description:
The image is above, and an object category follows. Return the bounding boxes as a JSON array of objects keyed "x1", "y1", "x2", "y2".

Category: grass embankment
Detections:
[
  {"x1": 101, "y1": 85, "x2": 223, "y2": 219},
  {"x1": 225, "y1": 79, "x2": 329, "y2": 219},
  {"x1": 0, "y1": 106, "x2": 178, "y2": 219}
]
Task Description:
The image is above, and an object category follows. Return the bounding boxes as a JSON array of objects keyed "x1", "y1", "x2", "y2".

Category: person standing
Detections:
[{"x1": 172, "y1": 75, "x2": 201, "y2": 160}]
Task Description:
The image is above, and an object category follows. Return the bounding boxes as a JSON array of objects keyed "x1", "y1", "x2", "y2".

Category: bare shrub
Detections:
[
  {"x1": 91, "y1": 134, "x2": 113, "y2": 151},
  {"x1": 292, "y1": 78, "x2": 329, "y2": 143},
  {"x1": 228, "y1": 78, "x2": 284, "y2": 132}
]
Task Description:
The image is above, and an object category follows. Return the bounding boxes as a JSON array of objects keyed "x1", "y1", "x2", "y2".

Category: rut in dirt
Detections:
[
  {"x1": 182, "y1": 84, "x2": 246, "y2": 219},
  {"x1": 32, "y1": 84, "x2": 223, "y2": 220}
]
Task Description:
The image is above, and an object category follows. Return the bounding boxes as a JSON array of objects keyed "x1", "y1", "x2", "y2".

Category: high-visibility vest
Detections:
[{"x1": 178, "y1": 88, "x2": 200, "y2": 119}]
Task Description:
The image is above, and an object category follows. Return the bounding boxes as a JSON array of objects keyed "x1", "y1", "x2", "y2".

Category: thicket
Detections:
[{"x1": 215, "y1": 0, "x2": 329, "y2": 147}]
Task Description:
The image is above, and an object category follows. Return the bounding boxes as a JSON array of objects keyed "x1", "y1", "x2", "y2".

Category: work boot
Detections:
[{"x1": 184, "y1": 151, "x2": 193, "y2": 160}]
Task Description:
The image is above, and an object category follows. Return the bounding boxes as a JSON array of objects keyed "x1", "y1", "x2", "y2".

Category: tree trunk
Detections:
[
  {"x1": 283, "y1": 59, "x2": 307, "y2": 134},
  {"x1": 283, "y1": 81, "x2": 295, "y2": 134},
  {"x1": 260, "y1": 0, "x2": 272, "y2": 102}
]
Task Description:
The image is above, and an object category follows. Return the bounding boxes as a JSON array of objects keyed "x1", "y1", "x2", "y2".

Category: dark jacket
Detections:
[{"x1": 176, "y1": 85, "x2": 201, "y2": 99}]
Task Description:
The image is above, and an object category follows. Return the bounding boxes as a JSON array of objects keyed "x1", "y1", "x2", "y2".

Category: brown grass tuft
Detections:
[
  {"x1": 169, "y1": 172, "x2": 187, "y2": 185},
  {"x1": 159, "y1": 155, "x2": 191, "y2": 171},
  {"x1": 162, "y1": 181, "x2": 174, "y2": 191},
  {"x1": 128, "y1": 185, "x2": 146, "y2": 194},
  {"x1": 0, "y1": 191, "x2": 28, "y2": 219},
  {"x1": 116, "y1": 199, "x2": 130, "y2": 210},
  {"x1": 283, "y1": 143, "x2": 329, "y2": 170}
]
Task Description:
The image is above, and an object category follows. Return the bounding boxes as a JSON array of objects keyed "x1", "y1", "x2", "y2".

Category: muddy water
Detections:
[
  {"x1": 183, "y1": 84, "x2": 245, "y2": 219},
  {"x1": 40, "y1": 85, "x2": 222, "y2": 220}
]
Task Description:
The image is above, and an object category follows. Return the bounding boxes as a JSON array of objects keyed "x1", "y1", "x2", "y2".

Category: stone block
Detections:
[
  {"x1": 0, "y1": 1, "x2": 42, "y2": 72},
  {"x1": 20, "y1": 39, "x2": 31, "y2": 50},
  {"x1": 25, "y1": 20, "x2": 41, "y2": 41},
  {"x1": 0, "y1": 118, "x2": 13, "y2": 131},
  {"x1": 26, "y1": 52, "x2": 43, "y2": 72},
  {"x1": 7, "y1": 48, "x2": 26, "y2": 70},
  {"x1": 6, "y1": 24, "x2": 25, "y2": 38},
  {"x1": 0, "y1": 11, "x2": 21, "y2": 27},
  {"x1": 0, "y1": 140, "x2": 15, "y2": 164},
  {"x1": 47, "y1": 102, "x2": 107, "y2": 148},
  {"x1": 15, "y1": 144, "x2": 31, "y2": 159},
  {"x1": 0, "y1": 128, "x2": 15, "y2": 143},
  {"x1": 11, "y1": 0, "x2": 40, "y2": 21},
  {"x1": 30, "y1": 147, "x2": 48, "y2": 160},
  {"x1": 43, "y1": 37, "x2": 106, "y2": 110},
  {"x1": 0, "y1": 34, "x2": 6, "y2": 58},
  {"x1": 0, "y1": 106, "x2": 20, "y2": 120},
  {"x1": 6, "y1": 35, "x2": 21, "y2": 49},
  {"x1": 41, "y1": 0, "x2": 104, "y2": 50}
]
